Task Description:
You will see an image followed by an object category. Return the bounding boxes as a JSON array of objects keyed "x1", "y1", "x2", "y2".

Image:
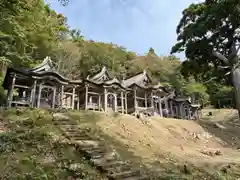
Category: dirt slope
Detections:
[{"x1": 96, "y1": 113, "x2": 240, "y2": 167}]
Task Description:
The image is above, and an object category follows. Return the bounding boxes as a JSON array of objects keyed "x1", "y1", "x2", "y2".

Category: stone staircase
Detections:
[{"x1": 53, "y1": 113, "x2": 150, "y2": 180}]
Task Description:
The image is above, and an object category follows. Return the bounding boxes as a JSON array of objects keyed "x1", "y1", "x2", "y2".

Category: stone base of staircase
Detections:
[{"x1": 53, "y1": 113, "x2": 150, "y2": 180}]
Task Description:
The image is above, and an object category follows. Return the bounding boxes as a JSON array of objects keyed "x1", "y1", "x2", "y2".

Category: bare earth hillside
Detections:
[{"x1": 94, "y1": 110, "x2": 240, "y2": 178}]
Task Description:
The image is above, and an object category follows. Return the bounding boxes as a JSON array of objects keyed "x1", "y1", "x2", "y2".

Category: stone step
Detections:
[
  {"x1": 89, "y1": 151, "x2": 109, "y2": 160},
  {"x1": 75, "y1": 140, "x2": 101, "y2": 149},
  {"x1": 65, "y1": 131, "x2": 89, "y2": 137},
  {"x1": 108, "y1": 170, "x2": 140, "y2": 180},
  {"x1": 99, "y1": 160, "x2": 127, "y2": 169},
  {"x1": 53, "y1": 118, "x2": 150, "y2": 179},
  {"x1": 86, "y1": 148, "x2": 107, "y2": 156},
  {"x1": 121, "y1": 175, "x2": 150, "y2": 180},
  {"x1": 63, "y1": 128, "x2": 82, "y2": 132},
  {"x1": 90, "y1": 154, "x2": 116, "y2": 163},
  {"x1": 90, "y1": 157, "x2": 118, "y2": 167},
  {"x1": 81, "y1": 146, "x2": 106, "y2": 152},
  {"x1": 70, "y1": 136, "x2": 91, "y2": 141},
  {"x1": 53, "y1": 118, "x2": 69, "y2": 121},
  {"x1": 54, "y1": 121, "x2": 75, "y2": 126},
  {"x1": 106, "y1": 164, "x2": 133, "y2": 174},
  {"x1": 63, "y1": 127, "x2": 91, "y2": 133}
]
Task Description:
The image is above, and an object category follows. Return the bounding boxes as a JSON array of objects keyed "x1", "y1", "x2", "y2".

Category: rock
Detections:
[
  {"x1": 200, "y1": 149, "x2": 222, "y2": 156},
  {"x1": 183, "y1": 164, "x2": 191, "y2": 174},
  {"x1": 214, "y1": 123, "x2": 226, "y2": 129},
  {"x1": 53, "y1": 113, "x2": 69, "y2": 120},
  {"x1": 146, "y1": 143, "x2": 151, "y2": 147},
  {"x1": 76, "y1": 140, "x2": 99, "y2": 147},
  {"x1": 125, "y1": 144, "x2": 129, "y2": 148},
  {"x1": 69, "y1": 163, "x2": 84, "y2": 171}
]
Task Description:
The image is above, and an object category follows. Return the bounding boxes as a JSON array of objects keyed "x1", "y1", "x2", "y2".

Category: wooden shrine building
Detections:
[{"x1": 2, "y1": 57, "x2": 201, "y2": 120}]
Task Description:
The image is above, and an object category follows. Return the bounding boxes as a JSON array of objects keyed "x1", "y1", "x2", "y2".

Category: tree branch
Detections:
[{"x1": 212, "y1": 51, "x2": 229, "y2": 64}]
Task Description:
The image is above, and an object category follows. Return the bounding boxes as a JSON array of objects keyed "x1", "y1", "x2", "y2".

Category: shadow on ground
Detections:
[{"x1": 197, "y1": 113, "x2": 240, "y2": 149}]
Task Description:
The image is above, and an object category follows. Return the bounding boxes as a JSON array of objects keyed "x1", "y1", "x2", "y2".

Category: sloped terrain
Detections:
[
  {"x1": 0, "y1": 108, "x2": 106, "y2": 180},
  {"x1": 68, "y1": 110, "x2": 240, "y2": 179},
  {"x1": 1, "y1": 108, "x2": 240, "y2": 180},
  {"x1": 97, "y1": 114, "x2": 240, "y2": 164}
]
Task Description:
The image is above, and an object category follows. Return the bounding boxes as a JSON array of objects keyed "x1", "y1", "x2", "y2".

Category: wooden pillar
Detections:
[
  {"x1": 144, "y1": 92, "x2": 148, "y2": 107},
  {"x1": 31, "y1": 80, "x2": 37, "y2": 107},
  {"x1": 179, "y1": 103, "x2": 183, "y2": 119},
  {"x1": 77, "y1": 92, "x2": 80, "y2": 110},
  {"x1": 170, "y1": 100, "x2": 173, "y2": 117},
  {"x1": 52, "y1": 88, "x2": 56, "y2": 108},
  {"x1": 188, "y1": 106, "x2": 191, "y2": 120},
  {"x1": 150, "y1": 92, "x2": 154, "y2": 107},
  {"x1": 165, "y1": 99, "x2": 169, "y2": 110},
  {"x1": 98, "y1": 93, "x2": 101, "y2": 111},
  {"x1": 72, "y1": 87, "x2": 75, "y2": 109},
  {"x1": 60, "y1": 85, "x2": 64, "y2": 108},
  {"x1": 85, "y1": 85, "x2": 88, "y2": 110},
  {"x1": 158, "y1": 98, "x2": 163, "y2": 117},
  {"x1": 125, "y1": 93, "x2": 128, "y2": 114},
  {"x1": 150, "y1": 92, "x2": 154, "y2": 116},
  {"x1": 121, "y1": 91, "x2": 124, "y2": 114},
  {"x1": 133, "y1": 86, "x2": 137, "y2": 109},
  {"x1": 104, "y1": 87, "x2": 107, "y2": 111},
  {"x1": 7, "y1": 73, "x2": 16, "y2": 108},
  {"x1": 37, "y1": 83, "x2": 42, "y2": 108},
  {"x1": 114, "y1": 94, "x2": 117, "y2": 112}
]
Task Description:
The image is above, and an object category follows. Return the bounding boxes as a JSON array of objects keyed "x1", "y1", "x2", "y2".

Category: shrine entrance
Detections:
[
  {"x1": 37, "y1": 85, "x2": 56, "y2": 108},
  {"x1": 107, "y1": 93, "x2": 116, "y2": 112}
]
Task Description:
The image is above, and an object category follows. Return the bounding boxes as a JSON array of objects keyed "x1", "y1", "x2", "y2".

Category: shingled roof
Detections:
[
  {"x1": 122, "y1": 70, "x2": 152, "y2": 88},
  {"x1": 2, "y1": 57, "x2": 82, "y2": 89},
  {"x1": 29, "y1": 56, "x2": 55, "y2": 73},
  {"x1": 89, "y1": 66, "x2": 112, "y2": 83}
]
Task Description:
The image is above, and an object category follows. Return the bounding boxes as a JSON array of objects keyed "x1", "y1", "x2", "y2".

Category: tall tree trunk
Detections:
[{"x1": 232, "y1": 67, "x2": 240, "y2": 119}]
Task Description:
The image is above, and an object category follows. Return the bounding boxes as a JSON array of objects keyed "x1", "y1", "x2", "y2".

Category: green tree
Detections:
[
  {"x1": 0, "y1": 0, "x2": 68, "y2": 68},
  {"x1": 171, "y1": 0, "x2": 240, "y2": 117}
]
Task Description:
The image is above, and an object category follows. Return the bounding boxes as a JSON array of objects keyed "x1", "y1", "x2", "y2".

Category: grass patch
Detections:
[{"x1": 0, "y1": 108, "x2": 106, "y2": 180}]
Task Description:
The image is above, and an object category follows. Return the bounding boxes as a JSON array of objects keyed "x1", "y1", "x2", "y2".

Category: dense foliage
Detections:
[
  {"x1": 0, "y1": 0, "x2": 233, "y2": 107},
  {"x1": 171, "y1": 0, "x2": 239, "y2": 108}
]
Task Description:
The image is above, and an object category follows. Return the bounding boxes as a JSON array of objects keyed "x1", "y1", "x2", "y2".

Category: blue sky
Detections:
[{"x1": 46, "y1": 0, "x2": 202, "y2": 60}]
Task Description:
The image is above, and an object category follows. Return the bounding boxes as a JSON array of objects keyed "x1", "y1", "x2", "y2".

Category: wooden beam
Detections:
[
  {"x1": 42, "y1": 84, "x2": 56, "y2": 90},
  {"x1": 88, "y1": 91, "x2": 101, "y2": 95},
  {"x1": 14, "y1": 84, "x2": 31, "y2": 89},
  {"x1": 136, "y1": 97, "x2": 146, "y2": 100}
]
